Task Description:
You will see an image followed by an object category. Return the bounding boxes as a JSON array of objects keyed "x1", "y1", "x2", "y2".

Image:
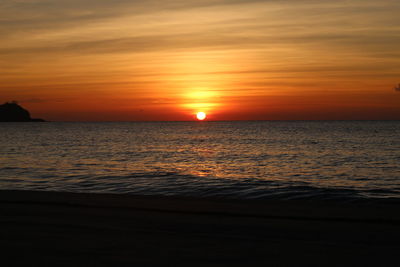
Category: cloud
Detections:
[
  {"x1": 2, "y1": 28, "x2": 399, "y2": 58},
  {"x1": 1, "y1": 0, "x2": 400, "y2": 98},
  {"x1": 1, "y1": 0, "x2": 399, "y2": 62}
]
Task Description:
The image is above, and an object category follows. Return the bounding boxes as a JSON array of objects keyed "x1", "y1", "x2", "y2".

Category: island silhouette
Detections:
[{"x1": 0, "y1": 101, "x2": 45, "y2": 122}]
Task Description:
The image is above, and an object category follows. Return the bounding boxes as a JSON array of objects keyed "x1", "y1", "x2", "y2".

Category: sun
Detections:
[{"x1": 196, "y1": 112, "x2": 206, "y2": 121}]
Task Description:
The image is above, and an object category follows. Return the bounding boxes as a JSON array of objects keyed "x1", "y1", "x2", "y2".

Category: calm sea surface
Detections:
[{"x1": 1, "y1": 121, "x2": 399, "y2": 200}]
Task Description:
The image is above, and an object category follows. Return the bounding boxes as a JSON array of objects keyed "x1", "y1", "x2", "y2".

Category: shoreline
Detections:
[
  {"x1": 1, "y1": 189, "x2": 399, "y2": 266},
  {"x1": 1, "y1": 189, "x2": 400, "y2": 223}
]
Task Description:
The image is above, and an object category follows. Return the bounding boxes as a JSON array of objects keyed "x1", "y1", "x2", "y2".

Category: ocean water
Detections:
[{"x1": 1, "y1": 121, "x2": 399, "y2": 200}]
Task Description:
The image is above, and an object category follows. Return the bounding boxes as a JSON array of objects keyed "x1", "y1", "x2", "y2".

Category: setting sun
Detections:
[{"x1": 196, "y1": 112, "x2": 206, "y2": 121}]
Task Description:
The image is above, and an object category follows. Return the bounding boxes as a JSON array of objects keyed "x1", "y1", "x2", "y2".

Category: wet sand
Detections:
[{"x1": 1, "y1": 190, "x2": 399, "y2": 266}]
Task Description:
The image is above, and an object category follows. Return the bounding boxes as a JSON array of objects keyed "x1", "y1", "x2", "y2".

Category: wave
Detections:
[{"x1": 1, "y1": 170, "x2": 399, "y2": 202}]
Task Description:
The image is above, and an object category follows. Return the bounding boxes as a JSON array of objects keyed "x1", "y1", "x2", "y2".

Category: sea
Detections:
[{"x1": 1, "y1": 121, "x2": 399, "y2": 201}]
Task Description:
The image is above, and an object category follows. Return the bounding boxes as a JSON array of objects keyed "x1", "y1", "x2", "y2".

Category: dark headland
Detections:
[{"x1": 0, "y1": 101, "x2": 45, "y2": 122}]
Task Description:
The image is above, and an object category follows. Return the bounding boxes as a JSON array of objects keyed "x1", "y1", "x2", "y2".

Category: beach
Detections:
[
  {"x1": 2, "y1": 0, "x2": 400, "y2": 265},
  {"x1": 1, "y1": 190, "x2": 399, "y2": 266}
]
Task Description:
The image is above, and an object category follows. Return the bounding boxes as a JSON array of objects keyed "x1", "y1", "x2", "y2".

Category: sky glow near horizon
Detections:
[{"x1": 1, "y1": 0, "x2": 399, "y2": 121}]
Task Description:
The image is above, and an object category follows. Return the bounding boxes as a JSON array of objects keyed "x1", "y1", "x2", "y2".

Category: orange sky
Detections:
[{"x1": 1, "y1": 0, "x2": 399, "y2": 121}]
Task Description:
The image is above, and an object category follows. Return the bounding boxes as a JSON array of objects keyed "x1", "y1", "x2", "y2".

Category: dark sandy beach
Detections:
[{"x1": 1, "y1": 190, "x2": 399, "y2": 266}]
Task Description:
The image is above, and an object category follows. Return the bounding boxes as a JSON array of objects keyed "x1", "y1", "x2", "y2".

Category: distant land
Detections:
[{"x1": 0, "y1": 102, "x2": 45, "y2": 122}]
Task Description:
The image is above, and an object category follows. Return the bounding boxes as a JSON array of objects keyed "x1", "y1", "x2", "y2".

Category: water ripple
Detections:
[{"x1": 0, "y1": 121, "x2": 399, "y2": 200}]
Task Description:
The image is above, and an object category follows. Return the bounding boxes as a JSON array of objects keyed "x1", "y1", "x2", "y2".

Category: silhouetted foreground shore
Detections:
[{"x1": 1, "y1": 190, "x2": 399, "y2": 266}]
